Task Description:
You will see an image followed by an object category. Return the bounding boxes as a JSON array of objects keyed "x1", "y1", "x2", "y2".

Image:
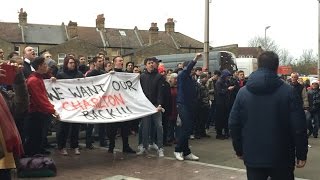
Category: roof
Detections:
[
  {"x1": 0, "y1": 22, "x2": 22, "y2": 42},
  {"x1": 23, "y1": 24, "x2": 66, "y2": 44}
]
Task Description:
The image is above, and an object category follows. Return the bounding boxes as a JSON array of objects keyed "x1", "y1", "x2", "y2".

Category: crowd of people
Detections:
[{"x1": 0, "y1": 47, "x2": 314, "y2": 179}]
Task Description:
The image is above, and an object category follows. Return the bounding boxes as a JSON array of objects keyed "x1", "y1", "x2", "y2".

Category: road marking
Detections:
[{"x1": 79, "y1": 143, "x2": 309, "y2": 180}]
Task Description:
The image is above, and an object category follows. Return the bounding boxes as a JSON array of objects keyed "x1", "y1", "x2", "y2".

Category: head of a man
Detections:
[
  {"x1": 43, "y1": 52, "x2": 52, "y2": 60},
  {"x1": 78, "y1": 55, "x2": 86, "y2": 65},
  {"x1": 144, "y1": 58, "x2": 155, "y2": 73},
  {"x1": 311, "y1": 80, "x2": 319, "y2": 90},
  {"x1": 113, "y1": 56, "x2": 124, "y2": 70},
  {"x1": 63, "y1": 56, "x2": 76, "y2": 71},
  {"x1": 23, "y1": 46, "x2": 36, "y2": 61},
  {"x1": 93, "y1": 56, "x2": 104, "y2": 70},
  {"x1": 126, "y1": 61, "x2": 134, "y2": 72},
  {"x1": 290, "y1": 72, "x2": 299, "y2": 84},
  {"x1": 32, "y1": 56, "x2": 48, "y2": 74},
  {"x1": 104, "y1": 61, "x2": 113, "y2": 72},
  {"x1": 238, "y1": 70, "x2": 245, "y2": 80},
  {"x1": 257, "y1": 51, "x2": 279, "y2": 72},
  {"x1": 133, "y1": 66, "x2": 140, "y2": 74}
]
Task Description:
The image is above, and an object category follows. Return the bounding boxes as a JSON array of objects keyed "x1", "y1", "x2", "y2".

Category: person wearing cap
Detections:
[
  {"x1": 307, "y1": 80, "x2": 320, "y2": 138},
  {"x1": 173, "y1": 53, "x2": 202, "y2": 161},
  {"x1": 229, "y1": 51, "x2": 308, "y2": 179}
]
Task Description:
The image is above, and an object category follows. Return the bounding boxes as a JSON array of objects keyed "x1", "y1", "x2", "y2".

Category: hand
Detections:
[
  {"x1": 156, "y1": 105, "x2": 164, "y2": 112},
  {"x1": 193, "y1": 53, "x2": 202, "y2": 61},
  {"x1": 50, "y1": 77, "x2": 57, "y2": 82},
  {"x1": 52, "y1": 111, "x2": 60, "y2": 121},
  {"x1": 296, "y1": 160, "x2": 306, "y2": 168},
  {"x1": 228, "y1": 86, "x2": 235, "y2": 90},
  {"x1": 0, "y1": 68, "x2": 6, "y2": 77}
]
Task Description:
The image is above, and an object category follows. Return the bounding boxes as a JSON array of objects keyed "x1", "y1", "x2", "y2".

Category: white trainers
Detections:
[
  {"x1": 74, "y1": 148, "x2": 80, "y2": 155},
  {"x1": 190, "y1": 135, "x2": 195, "y2": 140},
  {"x1": 59, "y1": 148, "x2": 68, "y2": 156},
  {"x1": 148, "y1": 143, "x2": 159, "y2": 151},
  {"x1": 136, "y1": 147, "x2": 146, "y2": 155},
  {"x1": 158, "y1": 148, "x2": 164, "y2": 157},
  {"x1": 174, "y1": 152, "x2": 184, "y2": 161},
  {"x1": 184, "y1": 153, "x2": 199, "y2": 161}
]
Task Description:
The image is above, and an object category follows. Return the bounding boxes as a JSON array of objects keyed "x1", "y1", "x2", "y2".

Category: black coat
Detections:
[
  {"x1": 140, "y1": 70, "x2": 163, "y2": 106},
  {"x1": 229, "y1": 68, "x2": 308, "y2": 168}
]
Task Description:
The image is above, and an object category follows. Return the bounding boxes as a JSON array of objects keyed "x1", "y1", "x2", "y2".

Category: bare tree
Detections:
[
  {"x1": 248, "y1": 36, "x2": 279, "y2": 53},
  {"x1": 299, "y1": 49, "x2": 317, "y2": 63},
  {"x1": 291, "y1": 49, "x2": 317, "y2": 75},
  {"x1": 278, "y1": 49, "x2": 294, "y2": 66}
]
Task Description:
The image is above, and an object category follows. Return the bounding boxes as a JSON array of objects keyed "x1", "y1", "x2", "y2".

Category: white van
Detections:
[{"x1": 235, "y1": 58, "x2": 258, "y2": 77}]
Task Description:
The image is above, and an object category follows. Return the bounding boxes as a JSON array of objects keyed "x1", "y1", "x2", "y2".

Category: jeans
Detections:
[
  {"x1": 246, "y1": 166, "x2": 294, "y2": 180},
  {"x1": 175, "y1": 103, "x2": 193, "y2": 156},
  {"x1": 57, "y1": 122, "x2": 80, "y2": 149},
  {"x1": 141, "y1": 112, "x2": 163, "y2": 149}
]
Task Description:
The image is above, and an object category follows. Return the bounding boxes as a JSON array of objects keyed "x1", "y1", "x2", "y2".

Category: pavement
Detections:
[{"x1": 13, "y1": 127, "x2": 319, "y2": 180}]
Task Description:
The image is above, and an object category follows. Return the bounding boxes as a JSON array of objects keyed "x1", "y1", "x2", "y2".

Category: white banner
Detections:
[{"x1": 44, "y1": 72, "x2": 157, "y2": 123}]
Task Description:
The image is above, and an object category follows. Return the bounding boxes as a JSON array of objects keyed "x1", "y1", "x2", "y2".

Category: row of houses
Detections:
[{"x1": 0, "y1": 8, "x2": 262, "y2": 65}]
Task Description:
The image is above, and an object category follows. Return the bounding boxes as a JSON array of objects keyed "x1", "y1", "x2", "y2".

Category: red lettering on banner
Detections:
[{"x1": 61, "y1": 93, "x2": 126, "y2": 111}]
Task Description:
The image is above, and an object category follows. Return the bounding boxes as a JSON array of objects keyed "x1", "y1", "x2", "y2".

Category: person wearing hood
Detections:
[
  {"x1": 229, "y1": 51, "x2": 308, "y2": 180},
  {"x1": 307, "y1": 80, "x2": 320, "y2": 138},
  {"x1": 56, "y1": 56, "x2": 83, "y2": 156},
  {"x1": 214, "y1": 69, "x2": 234, "y2": 139}
]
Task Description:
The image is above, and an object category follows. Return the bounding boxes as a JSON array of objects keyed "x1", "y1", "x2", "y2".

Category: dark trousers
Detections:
[
  {"x1": 24, "y1": 112, "x2": 48, "y2": 156},
  {"x1": 86, "y1": 123, "x2": 106, "y2": 146},
  {"x1": 206, "y1": 100, "x2": 216, "y2": 129},
  {"x1": 14, "y1": 114, "x2": 26, "y2": 144},
  {"x1": 162, "y1": 114, "x2": 169, "y2": 143},
  {"x1": 195, "y1": 106, "x2": 209, "y2": 137},
  {"x1": 0, "y1": 169, "x2": 11, "y2": 180},
  {"x1": 57, "y1": 122, "x2": 80, "y2": 149},
  {"x1": 215, "y1": 103, "x2": 229, "y2": 136},
  {"x1": 106, "y1": 121, "x2": 129, "y2": 150},
  {"x1": 246, "y1": 166, "x2": 294, "y2": 180},
  {"x1": 41, "y1": 116, "x2": 52, "y2": 149},
  {"x1": 175, "y1": 104, "x2": 193, "y2": 156}
]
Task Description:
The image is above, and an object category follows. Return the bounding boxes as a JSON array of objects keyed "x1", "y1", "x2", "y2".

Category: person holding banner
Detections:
[
  {"x1": 137, "y1": 57, "x2": 164, "y2": 157},
  {"x1": 24, "y1": 56, "x2": 60, "y2": 156},
  {"x1": 106, "y1": 56, "x2": 136, "y2": 154},
  {"x1": 174, "y1": 53, "x2": 202, "y2": 161},
  {"x1": 85, "y1": 56, "x2": 108, "y2": 149},
  {"x1": 56, "y1": 56, "x2": 83, "y2": 155}
]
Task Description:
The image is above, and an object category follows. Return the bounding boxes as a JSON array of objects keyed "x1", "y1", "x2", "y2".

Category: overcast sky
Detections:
[{"x1": 0, "y1": 0, "x2": 318, "y2": 58}]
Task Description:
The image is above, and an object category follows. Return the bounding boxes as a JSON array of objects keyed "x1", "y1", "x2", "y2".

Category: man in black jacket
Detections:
[
  {"x1": 229, "y1": 51, "x2": 308, "y2": 180},
  {"x1": 106, "y1": 56, "x2": 136, "y2": 154},
  {"x1": 137, "y1": 57, "x2": 164, "y2": 157}
]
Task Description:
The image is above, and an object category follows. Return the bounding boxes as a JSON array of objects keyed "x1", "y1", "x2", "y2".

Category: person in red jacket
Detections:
[{"x1": 24, "y1": 56, "x2": 59, "y2": 156}]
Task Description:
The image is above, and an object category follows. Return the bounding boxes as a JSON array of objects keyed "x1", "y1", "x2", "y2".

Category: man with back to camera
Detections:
[{"x1": 229, "y1": 51, "x2": 308, "y2": 180}]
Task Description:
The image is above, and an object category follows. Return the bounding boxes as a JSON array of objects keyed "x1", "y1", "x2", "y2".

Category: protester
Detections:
[
  {"x1": 173, "y1": 53, "x2": 202, "y2": 161},
  {"x1": 229, "y1": 51, "x2": 308, "y2": 179},
  {"x1": 24, "y1": 56, "x2": 60, "y2": 156}
]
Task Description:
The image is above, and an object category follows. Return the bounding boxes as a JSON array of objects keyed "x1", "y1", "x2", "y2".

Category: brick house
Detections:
[{"x1": 0, "y1": 9, "x2": 204, "y2": 65}]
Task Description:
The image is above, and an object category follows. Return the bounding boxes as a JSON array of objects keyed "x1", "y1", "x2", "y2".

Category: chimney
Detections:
[
  {"x1": 165, "y1": 18, "x2": 175, "y2": 33},
  {"x1": 96, "y1": 14, "x2": 105, "y2": 31},
  {"x1": 149, "y1": 22, "x2": 159, "y2": 45},
  {"x1": 18, "y1": 8, "x2": 27, "y2": 26},
  {"x1": 67, "y1": 21, "x2": 78, "y2": 39}
]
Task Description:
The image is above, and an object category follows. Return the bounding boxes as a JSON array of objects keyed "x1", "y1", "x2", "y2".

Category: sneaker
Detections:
[
  {"x1": 74, "y1": 148, "x2": 80, "y2": 155},
  {"x1": 123, "y1": 147, "x2": 136, "y2": 154},
  {"x1": 190, "y1": 135, "x2": 195, "y2": 140},
  {"x1": 174, "y1": 152, "x2": 184, "y2": 161},
  {"x1": 59, "y1": 148, "x2": 68, "y2": 156},
  {"x1": 184, "y1": 153, "x2": 199, "y2": 161},
  {"x1": 158, "y1": 148, "x2": 164, "y2": 157},
  {"x1": 136, "y1": 147, "x2": 146, "y2": 155},
  {"x1": 148, "y1": 143, "x2": 159, "y2": 151}
]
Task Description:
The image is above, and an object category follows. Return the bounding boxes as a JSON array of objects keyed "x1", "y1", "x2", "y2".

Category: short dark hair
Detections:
[
  {"x1": 92, "y1": 56, "x2": 103, "y2": 63},
  {"x1": 213, "y1": 70, "x2": 221, "y2": 76},
  {"x1": 144, "y1": 57, "x2": 154, "y2": 65},
  {"x1": 7, "y1": 51, "x2": 19, "y2": 59},
  {"x1": 257, "y1": 51, "x2": 279, "y2": 71},
  {"x1": 32, "y1": 56, "x2": 46, "y2": 70},
  {"x1": 238, "y1": 70, "x2": 244, "y2": 74},
  {"x1": 126, "y1": 61, "x2": 134, "y2": 68}
]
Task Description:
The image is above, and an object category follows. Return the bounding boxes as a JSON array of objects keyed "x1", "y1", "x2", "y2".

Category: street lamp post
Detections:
[
  {"x1": 264, "y1": 26, "x2": 271, "y2": 49},
  {"x1": 318, "y1": 0, "x2": 320, "y2": 79},
  {"x1": 204, "y1": 0, "x2": 210, "y2": 70}
]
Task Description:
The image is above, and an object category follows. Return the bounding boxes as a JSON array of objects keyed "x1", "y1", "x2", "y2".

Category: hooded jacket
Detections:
[{"x1": 229, "y1": 68, "x2": 308, "y2": 168}]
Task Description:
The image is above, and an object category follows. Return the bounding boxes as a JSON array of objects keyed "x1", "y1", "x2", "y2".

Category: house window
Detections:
[
  {"x1": 58, "y1": 53, "x2": 66, "y2": 65},
  {"x1": 30, "y1": 46, "x2": 39, "y2": 56},
  {"x1": 239, "y1": 55, "x2": 246, "y2": 58},
  {"x1": 14, "y1": 46, "x2": 20, "y2": 55},
  {"x1": 246, "y1": 55, "x2": 253, "y2": 58}
]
